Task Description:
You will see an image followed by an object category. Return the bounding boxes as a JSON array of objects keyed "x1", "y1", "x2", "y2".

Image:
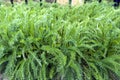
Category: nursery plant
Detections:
[{"x1": 0, "y1": 2, "x2": 120, "y2": 80}]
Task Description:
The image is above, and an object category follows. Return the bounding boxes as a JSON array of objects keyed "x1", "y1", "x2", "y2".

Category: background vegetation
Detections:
[{"x1": 0, "y1": 2, "x2": 120, "y2": 80}]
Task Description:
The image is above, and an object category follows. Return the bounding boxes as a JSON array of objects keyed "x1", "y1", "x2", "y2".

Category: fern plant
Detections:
[{"x1": 0, "y1": 2, "x2": 120, "y2": 80}]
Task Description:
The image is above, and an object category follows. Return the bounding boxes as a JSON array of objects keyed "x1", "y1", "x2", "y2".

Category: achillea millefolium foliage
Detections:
[{"x1": 0, "y1": 2, "x2": 120, "y2": 80}]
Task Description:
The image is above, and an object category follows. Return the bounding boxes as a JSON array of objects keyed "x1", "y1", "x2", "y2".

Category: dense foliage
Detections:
[{"x1": 0, "y1": 2, "x2": 120, "y2": 80}]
